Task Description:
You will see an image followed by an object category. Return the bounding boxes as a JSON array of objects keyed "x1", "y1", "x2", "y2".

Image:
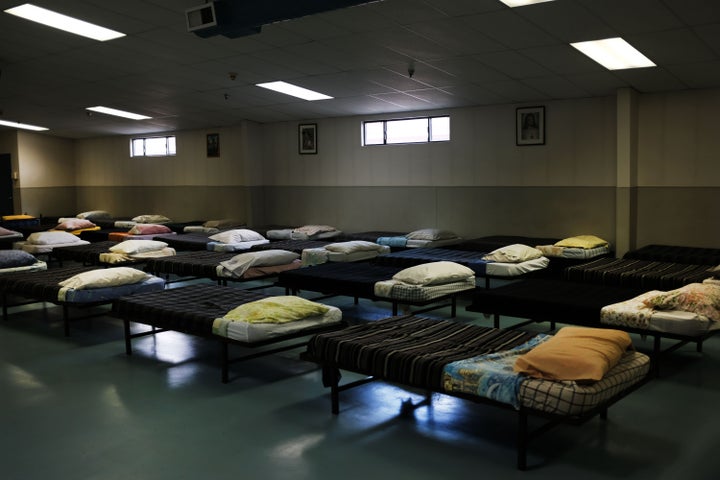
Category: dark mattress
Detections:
[
  {"x1": 466, "y1": 279, "x2": 646, "y2": 327},
  {"x1": 623, "y1": 244, "x2": 720, "y2": 265},
  {"x1": 276, "y1": 262, "x2": 403, "y2": 298},
  {"x1": 0, "y1": 265, "x2": 97, "y2": 302},
  {"x1": 152, "y1": 232, "x2": 213, "y2": 251},
  {"x1": 305, "y1": 315, "x2": 538, "y2": 390},
  {"x1": 112, "y1": 284, "x2": 267, "y2": 337},
  {"x1": 373, "y1": 247, "x2": 492, "y2": 274},
  {"x1": 79, "y1": 228, "x2": 125, "y2": 242},
  {"x1": 144, "y1": 250, "x2": 236, "y2": 279},
  {"x1": 251, "y1": 239, "x2": 330, "y2": 253},
  {"x1": 447, "y1": 235, "x2": 561, "y2": 252},
  {"x1": 338, "y1": 231, "x2": 407, "y2": 242},
  {"x1": 564, "y1": 257, "x2": 713, "y2": 289}
]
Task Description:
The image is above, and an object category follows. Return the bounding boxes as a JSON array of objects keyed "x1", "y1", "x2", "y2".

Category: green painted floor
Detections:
[{"x1": 1, "y1": 278, "x2": 719, "y2": 480}]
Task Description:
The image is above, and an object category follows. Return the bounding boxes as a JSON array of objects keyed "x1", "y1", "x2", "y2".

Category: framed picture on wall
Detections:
[
  {"x1": 516, "y1": 106, "x2": 545, "y2": 146},
  {"x1": 299, "y1": 123, "x2": 317, "y2": 154},
  {"x1": 207, "y1": 133, "x2": 220, "y2": 157}
]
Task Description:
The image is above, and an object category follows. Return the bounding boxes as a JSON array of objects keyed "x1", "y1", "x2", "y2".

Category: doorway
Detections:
[{"x1": 0, "y1": 154, "x2": 15, "y2": 215}]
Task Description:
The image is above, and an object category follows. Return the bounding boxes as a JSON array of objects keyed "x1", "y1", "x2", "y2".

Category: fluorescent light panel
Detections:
[
  {"x1": 256, "y1": 81, "x2": 333, "y2": 101},
  {"x1": 571, "y1": 37, "x2": 655, "y2": 70},
  {"x1": 0, "y1": 119, "x2": 48, "y2": 131},
  {"x1": 4, "y1": 3, "x2": 125, "y2": 41},
  {"x1": 499, "y1": 0, "x2": 555, "y2": 7},
  {"x1": 86, "y1": 106, "x2": 151, "y2": 120}
]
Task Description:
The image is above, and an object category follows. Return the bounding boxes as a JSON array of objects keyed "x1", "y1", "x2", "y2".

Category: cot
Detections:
[
  {"x1": 276, "y1": 261, "x2": 476, "y2": 317},
  {"x1": 372, "y1": 246, "x2": 549, "y2": 287},
  {"x1": 144, "y1": 249, "x2": 302, "y2": 285},
  {"x1": 303, "y1": 315, "x2": 650, "y2": 470},
  {"x1": 465, "y1": 278, "x2": 719, "y2": 369},
  {"x1": 0, "y1": 265, "x2": 165, "y2": 335},
  {"x1": 152, "y1": 232, "x2": 216, "y2": 251},
  {"x1": 300, "y1": 240, "x2": 390, "y2": 266},
  {"x1": 111, "y1": 284, "x2": 344, "y2": 382},
  {"x1": 563, "y1": 257, "x2": 714, "y2": 289},
  {"x1": 52, "y1": 239, "x2": 176, "y2": 266}
]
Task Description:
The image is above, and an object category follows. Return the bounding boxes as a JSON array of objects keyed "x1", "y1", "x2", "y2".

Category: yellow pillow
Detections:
[
  {"x1": 2, "y1": 214, "x2": 35, "y2": 221},
  {"x1": 554, "y1": 235, "x2": 608, "y2": 249},
  {"x1": 513, "y1": 326, "x2": 631, "y2": 381},
  {"x1": 222, "y1": 296, "x2": 330, "y2": 324}
]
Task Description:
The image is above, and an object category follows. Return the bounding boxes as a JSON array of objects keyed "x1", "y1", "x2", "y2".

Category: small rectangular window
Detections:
[
  {"x1": 130, "y1": 136, "x2": 176, "y2": 157},
  {"x1": 362, "y1": 116, "x2": 449, "y2": 146}
]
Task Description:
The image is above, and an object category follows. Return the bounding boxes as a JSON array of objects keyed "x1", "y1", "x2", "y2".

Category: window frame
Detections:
[
  {"x1": 362, "y1": 115, "x2": 450, "y2": 146},
  {"x1": 130, "y1": 135, "x2": 176, "y2": 157}
]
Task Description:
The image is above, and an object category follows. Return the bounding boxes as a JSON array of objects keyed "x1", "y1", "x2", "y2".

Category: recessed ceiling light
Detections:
[
  {"x1": 571, "y1": 37, "x2": 656, "y2": 70},
  {"x1": 256, "y1": 81, "x2": 333, "y2": 101},
  {"x1": 4, "y1": 3, "x2": 125, "y2": 41},
  {"x1": 0, "y1": 119, "x2": 48, "y2": 131},
  {"x1": 86, "y1": 106, "x2": 151, "y2": 120},
  {"x1": 499, "y1": 0, "x2": 555, "y2": 7}
]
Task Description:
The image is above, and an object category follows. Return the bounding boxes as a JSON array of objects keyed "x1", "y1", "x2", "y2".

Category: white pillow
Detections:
[
  {"x1": 27, "y1": 231, "x2": 83, "y2": 245},
  {"x1": 110, "y1": 239, "x2": 168, "y2": 254},
  {"x1": 405, "y1": 229, "x2": 457, "y2": 241},
  {"x1": 76, "y1": 210, "x2": 111, "y2": 220},
  {"x1": 482, "y1": 244, "x2": 544, "y2": 263},
  {"x1": 325, "y1": 241, "x2": 384, "y2": 254},
  {"x1": 132, "y1": 214, "x2": 171, "y2": 224},
  {"x1": 209, "y1": 229, "x2": 265, "y2": 244},
  {"x1": 393, "y1": 261, "x2": 474, "y2": 286},
  {"x1": 58, "y1": 267, "x2": 152, "y2": 290}
]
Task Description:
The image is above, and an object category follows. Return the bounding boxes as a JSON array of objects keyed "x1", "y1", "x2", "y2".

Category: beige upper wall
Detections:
[
  {"x1": 74, "y1": 124, "x2": 252, "y2": 187},
  {"x1": 16, "y1": 131, "x2": 75, "y2": 188},
  {"x1": 637, "y1": 89, "x2": 720, "y2": 187},
  {"x1": 260, "y1": 96, "x2": 618, "y2": 187}
]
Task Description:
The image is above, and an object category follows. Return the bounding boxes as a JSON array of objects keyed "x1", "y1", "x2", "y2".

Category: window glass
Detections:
[{"x1": 362, "y1": 116, "x2": 449, "y2": 146}]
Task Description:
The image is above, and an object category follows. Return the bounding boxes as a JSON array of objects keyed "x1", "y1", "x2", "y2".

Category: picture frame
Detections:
[
  {"x1": 206, "y1": 133, "x2": 220, "y2": 157},
  {"x1": 299, "y1": 123, "x2": 317, "y2": 154},
  {"x1": 516, "y1": 106, "x2": 545, "y2": 146}
]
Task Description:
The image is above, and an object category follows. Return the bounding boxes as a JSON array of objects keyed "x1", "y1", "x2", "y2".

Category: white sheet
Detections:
[
  {"x1": 217, "y1": 305, "x2": 343, "y2": 342},
  {"x1": 485, "y1": 256, "x2": 550, "y2": 277}
]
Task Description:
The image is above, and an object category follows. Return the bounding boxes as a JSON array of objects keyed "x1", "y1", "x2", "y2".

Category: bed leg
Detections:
[
  {"x1": 697, "y1": 340, "x2": 703, "y2": 353},
  {"x1": 450, "y1": 296, "x2": 456, "y2": 317},
  {"x1": 322, "y1": 365, "x2": 341, "y2": 415},
  {"x1": 494, "y1": 313, "x2": 500, "y2": 329},
  {"x1": 517, "y1": 410, "x2": 528, "y2": 470},
  {"x1": 392, "y1": 302, "x2": 398, "y2": 316},
  {"x1": 2, "y1": 293, "x2": 7, "y2": 321},
  {"x1": 124, "y1": 319, "x2": 133, "y2": 355},
  {"x1": 600, "y1": 407, "x2": 608, "y2": 420}
]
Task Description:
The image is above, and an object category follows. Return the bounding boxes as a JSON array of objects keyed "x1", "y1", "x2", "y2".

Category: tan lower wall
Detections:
[
  {"x1": 17, "y1": 186, "x2": 77, "y2": 219},
  {"x1": 636, "y1": 187, "x2": 720, "y2": 249},
  {"x1": 261, "y1": 186, "x2": 618, "y2": 243},
  {"x1": 21, "y1": 185, "x2": 719, "y2": 250}
]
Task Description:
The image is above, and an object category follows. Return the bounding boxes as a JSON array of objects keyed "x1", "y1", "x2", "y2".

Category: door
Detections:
[{"x1": 0, "y1": 154, "x2": 14, "y2": 215}]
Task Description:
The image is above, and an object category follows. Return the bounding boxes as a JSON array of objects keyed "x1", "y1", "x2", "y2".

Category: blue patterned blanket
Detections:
[{"x1": 442, "y1": 334, "x2": 550, "y2": 408}]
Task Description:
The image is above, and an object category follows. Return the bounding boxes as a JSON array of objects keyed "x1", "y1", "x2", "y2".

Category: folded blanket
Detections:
[
  {"x1": 377, "y1": 236, "x2": 407, "y2": 247},
  {"x1": 374, "y1": 279, "x2": 399, "y2": 297},
  {"x1": 301, "y1": 248, "x2": 329, "y2": 267}
]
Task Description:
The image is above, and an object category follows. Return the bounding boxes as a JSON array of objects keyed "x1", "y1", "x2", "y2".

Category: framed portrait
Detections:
[
  {"x1": 299, "y1": 123, "x2": 317, "y2": 154},
  {"x1": 516, "y1": 106, "x2": 545, "y2": 146},
  {"x1": 206, "y1": 133, "x2": 220, "y2": 157}
]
